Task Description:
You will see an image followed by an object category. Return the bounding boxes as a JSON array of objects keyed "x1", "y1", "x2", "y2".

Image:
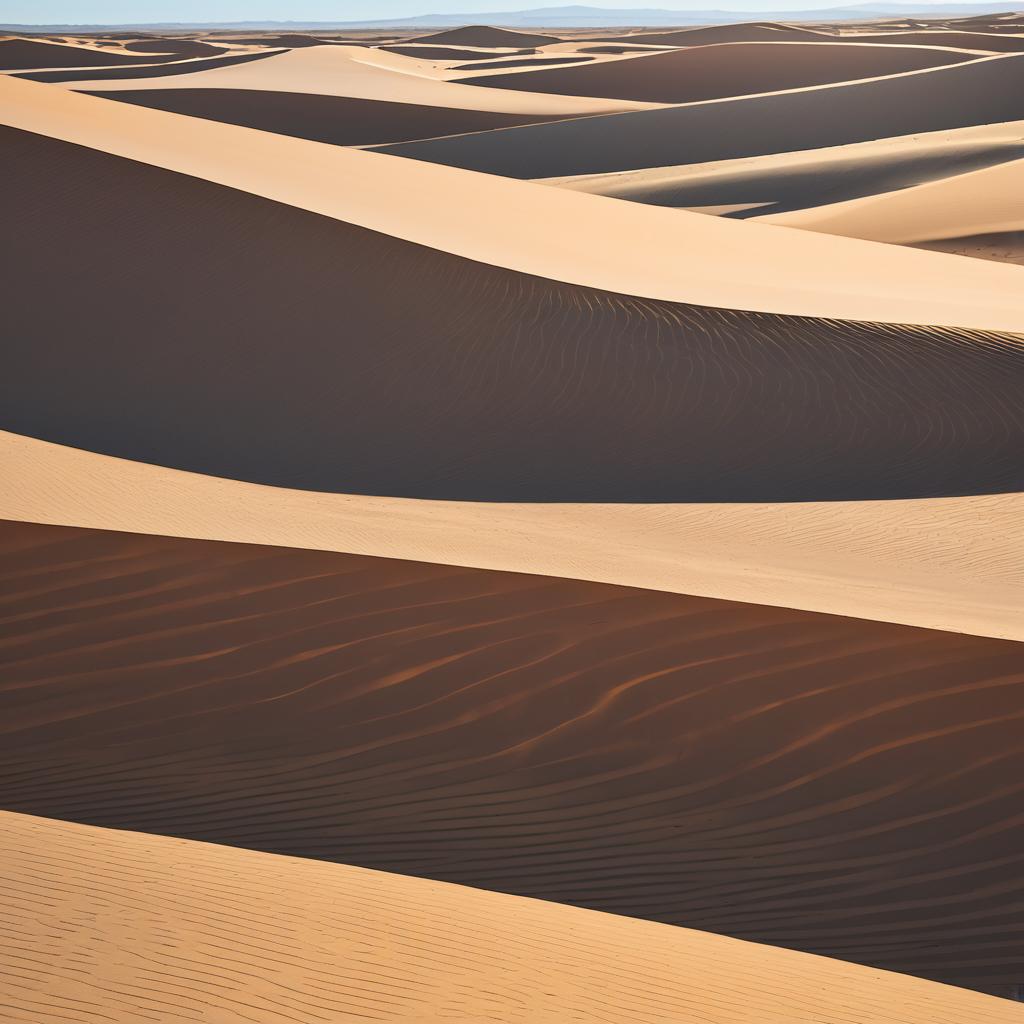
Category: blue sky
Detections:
[{"x1": 0, "y1": 0, "x2": 959, "y2": 23}]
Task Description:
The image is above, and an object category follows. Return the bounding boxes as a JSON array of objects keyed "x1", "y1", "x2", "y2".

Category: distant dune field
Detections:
[
  {"x1": 457, "y1": 41, "x2": 982, "y2": 103},
  {"x1": 3, "y1": 519, "x2": 1024, "y2": 993},
  {"x1": 381, "y1": 55, "x2": 1024, "y2": 177}
]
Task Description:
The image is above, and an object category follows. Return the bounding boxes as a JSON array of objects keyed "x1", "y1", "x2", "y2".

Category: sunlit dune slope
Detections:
[
  {"x1": 456, "y1": 41, "x2": 981, "y2": 103},
  {"x1": 55, "y1": 42, "x2": 641, "y2": 115},
  {"x1": 3, "y1": 430, "x2": 1022, "y2": 641},
  {"x1": 3, "y1": 97, "x2": 1023, "y2": 502},
  {"x1": 548, "y1": 121, "x2": 1024, "y2": 215},
  {"x1": 5, "y1": 812, "x2": 1020, "y2": 1023},
  {"x1": 762, "y1": 153, "x2": 1024, "y2": 243},
  {"x1": 19, "y1": 49, "x2": 279, "y2": 83},
  {"x1": 380, "y1": 54, "x2": 1024, "y2": 177},
  {"x1": 3, "y1": 521, "x2": 1024, "y2": 993}
]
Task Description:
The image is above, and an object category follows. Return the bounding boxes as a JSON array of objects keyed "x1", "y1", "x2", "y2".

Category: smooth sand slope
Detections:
[
  {"x1": 411, "y1": 24, "x2": 560, "y2": 47},
  {"x1": 763, "y1": 153, "x2": 1024, "y2": 243},
  {"x1": 19, "y1": 49, "x2": 280, "y2": 83},
  {"x1": 457, "y1": 41, "x2": 981, "y2": 103},
  {"x1": 54, "y1": 43, "x2": 642, "y2": 115},
  {"x1": 5, "y1": 813, "x2": 1020, "y2": 1023},
  {"x1": 3, "y1": 431, "x2": 1022, "y2": 642},
  {"x1": 5, "y1": 76, "x2": 1022, "y2": 331},
  {"x1": 381, "y1": 54, "x2": 1024, "y2": 177},
  {"x1": 548, "y1": 121, "x2": 1024, "y2": 214},
  {"x1": 0, "y1": 36, "x2": 182, "y2": 69},
  {"x1": 88, "y1": 88, "x2": 571, "y2": 145},
  {"x1": 3, "y1": 104, "x2": 1024, "y2": 503},
  {"x1": 4, "y1": 522, "x2": 1024, "y2": 994},
  {"x1": 595, "y1": 22, "x2": 835, "y2": 44}
]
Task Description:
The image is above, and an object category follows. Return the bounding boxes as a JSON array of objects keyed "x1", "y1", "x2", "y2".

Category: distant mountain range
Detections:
[{"x1": 5, "y1": 2, "x2": 1023, "y2": 31}]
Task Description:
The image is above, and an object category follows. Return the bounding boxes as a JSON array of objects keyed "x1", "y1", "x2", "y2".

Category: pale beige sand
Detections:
[
  {"x1": 3, "y1": 76, "x2": 1023, "y2": 331},
  {"x1": 2, "y1": 430, "x2": 1021, "y2": 641},
  {"x1": 762, "y1": 153, "x2": 1024, "y2": 242},
  {"x1": 2, "y1": 811, "x2": 1021, "y2": 1024},
  {"x1": 53, "y1": 42, "x2": 646, "y2": 115}
]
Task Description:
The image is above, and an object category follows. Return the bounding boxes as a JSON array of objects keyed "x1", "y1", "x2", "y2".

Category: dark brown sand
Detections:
[
  {"x1": 87, "y1": 89, "x2": 570, "y2": 146},
  {"x1": 455, "y1": 54, "x2": 593, "y2": 70},
  {"x1": 458, "y1": 41, "x2": 978, "y2": 102},
  {"x1": 123, "y1": 37, "x2": 226, "y2": 57},
  {"x1": 3, "y1": 518, "x2": 1023, "y2": 996},
  {"x1": 382, "y1": 44, "x2": 534, "y2": 60},
  {"x1": 3, "y1": 125, "x2": 1023, "y2": 502},
  {"x1": 594, "y1": 22, "x2": 833, "y2": 45},
  {"x1": 845, "y1": 30, "x2": 1024, "y2": 52},
  {"x1": 382, "y1": 54, "x2": 1024, "y2": 177}
]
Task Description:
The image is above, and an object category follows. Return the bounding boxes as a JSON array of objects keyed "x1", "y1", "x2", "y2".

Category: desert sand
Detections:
[
  {"x1": 762, "y1": 153, "x2": 1024, "y2": 243},
  {"x1": 2, "y1": 78, "x2": 1022, "y2": 330},
  {"x1": 455, "y1": 41, "x2": 982, "y2": 102},
  {"x1": 50, "y1": 42, "x2": 645, "y2": 115},
  {"x1": 546, "y1": 120, "x2": 1024, "y2": 214},
  {"x1": 3, "y1": 518, "x2": 1024, "y2": 993},
  {"x1": 380, "y1": 54, "x2": 1024, "y2": 178},
  {"x1": 3, "y1": 811, "x2": 1023, "y2": 1018},
  {"x1": 2, "y1": 431, "x2": 1021, "y2": 642}
]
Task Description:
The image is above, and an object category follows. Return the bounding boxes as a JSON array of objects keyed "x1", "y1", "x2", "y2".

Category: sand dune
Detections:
[
  {"x1": 762, "y1": 154, "x2": 1024, "y2": 243},
  {"x1": 455, "y1": 54, "x2": 595, "y2": 70},
  {"x1": 457, "y1": 42, "x2": 980, "y2": 103},
  {"x1": 54, "y1": 43, "x2": 641, "y2": 115},
  {"x1": 596, "y1": 22, "x2": 834, "y2": 45},
  {"x1": 5, "y1": 812, "x2": 1020, "y2": 1022},
  {"x1": 4, "y1": 118, "x2": 1024, "y2": 503},
  {"x1": 19, "y1": 49, "x2": 279, "y2": 83},
  {"x1": 88, "y1": 88, "x2": 570, "y2": 145},
  {"x1": 0, "y1": 36, "x2": 181, "y2": 69},
  {"x1": 3, "y1": 431, "x2": 1022, "y2": 642},
  {"x1": 3, "y1": 522, "x2": 1024, "y2": 993},
  {"x1": 548, "y1": 121, "x2": 1024, "y2": 214},
  {"x1": 846, "y1": 29, "x2": 1024, "y2": 51},
  {"x1": 3, "y1": 78, "x2": 1022, "y2": 332},
  {"x1": 411, "y1": 25, "x2": 560, "y2": 47},
  {"x1": 915, "y1": 230, "x2": 1024, "y2": 266},
  {"x1": 381, "y1": 54, "x2": 1024, "y2": 177},
  {"x1": 123, "y1": 37, "x2": 226, "y2": 57},
  {"x1": 383, "y1": 44, "x2": 534, "y2": 60}
]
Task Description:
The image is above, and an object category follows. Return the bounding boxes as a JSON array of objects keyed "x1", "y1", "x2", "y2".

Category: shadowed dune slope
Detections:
[
  {"x1": 382, "y1": 44, "x2": 534, "y2": 60},
  {"x1": 596, "y1": 22, "x2": 833, "y2": 44},
  {"x1": 381, "y1": 54, "x2": 1024, "y2": 177},
  {"x1": 551, "y1": 124, "x2": 1024, "y2": 214},
  {"x1": 87, "y1": 89, "x2": 569, "y2": 146},
  {"x1": 916, "y1": 230, "x2": 1024, "y2": 266},
  {"x1": 124, "y1": 37, "x2": 226, "y2": 57},
  {"x1": 411, "y1": 25, "x2": 560, "y2": 47},
  {"x1": 0, "y1": 37, "x2": 180, "y2": 69},
  {"x1": 457, "y1": 42, "x2": 979, "y2": 103},
  {"x1": 455, "y1": 55, "x2": 593, "y2": 70},
  {"x1": 5, "y1": 814, "x2": 1021, "y2": 1024},
  {"x1": 19, "y1": 49, "x2": 278, "y2": 83},
  {"x1": 848, "y1": 30, "x2": 1024, "y2": 51},
  {"x1": 4, "y1": 126, "x2": 1024, "y2": 502},
  {"x1": 3, "y1": 520, "x2": 1024, "y2": 994}
]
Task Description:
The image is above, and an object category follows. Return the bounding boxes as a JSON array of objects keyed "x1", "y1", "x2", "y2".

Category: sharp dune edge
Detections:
[
  {"x1": 2, "y1": 431, "x2": 1022, "y2": 641},
  {"x1": 1, "y1": 812, "x2": 1021, "y2": 1023},
  {"x1": 4, "y1": 519, "x2": 1024, "y2": 992},
  {"x1": 763, "y1": 153, "x2": 1024, "y2": 243},
  {"x1": 1, "y1": 77, "x2": 1023, "y2": 331}
]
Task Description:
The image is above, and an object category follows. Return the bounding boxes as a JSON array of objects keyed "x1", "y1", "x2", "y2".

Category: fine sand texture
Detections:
[
  {"x1": 380, "y1": 54, "x2": 1024, "y2": 177},
  {"x1": 915, "y1": 230, "x2": 1024, "y2": 266},
  {"x1": 3, "y1": 521, "x2": 1024, "y2": 993},
  {"x1": 4, "y1": 812, "x2": 1021, "y2": 1024},
  {"x1": 88, "y1": 89, "x2": 570, "y2": 145},
  {"x1": 3, "y1": 116, "x2": 1024, "y2": 503},
  {"x1": 3, "y1": 431, "x2": 1022, "y2": 644},
  {"x1": 5, "y1": 76, "x2": 1023, "y2": 333},
  {"x1": 456, "y1": 41, "x2": 981, "y2": 103},
  {"x1": 547, "y1": 121, "x2": 1024, "y2": 214}
]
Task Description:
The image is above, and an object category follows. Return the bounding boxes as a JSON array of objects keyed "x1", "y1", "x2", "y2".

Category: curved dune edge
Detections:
[
  {"x1": 761, "y1": 154, "x2": 1024, "y2": 242},
  {"x1": 2, "y1": 431, "x2": 1021, "y2": 641},
  {"x1": 50, "y1": 43, "x2": 647, "y2": 115},
  {"x1": 3, "y1": 78, "x2": 1024, "y2": 331},
  {"x1": 2, "y1": 812, "x2": 1020, "y2": 1024}
]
